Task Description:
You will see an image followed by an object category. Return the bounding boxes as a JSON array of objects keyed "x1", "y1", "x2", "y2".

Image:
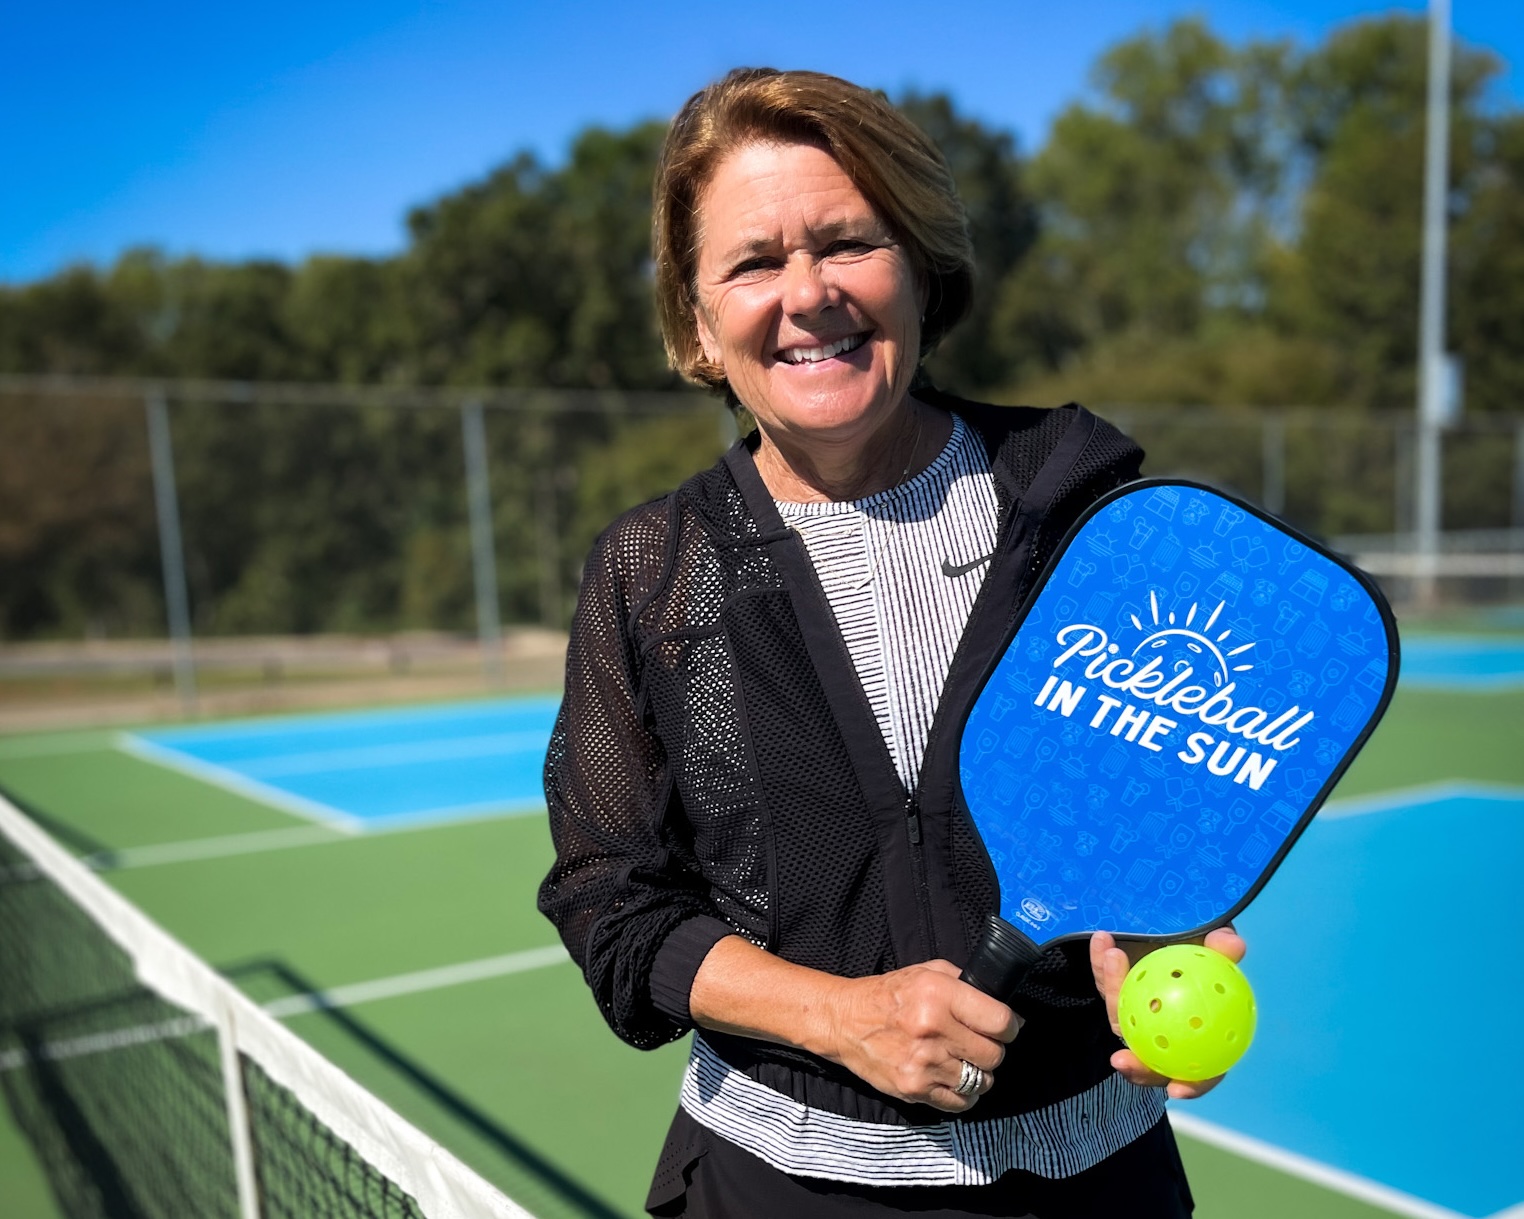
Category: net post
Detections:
[
  {"x1": 215, "y1": 1004, "x2": 263, "y2": 1219},
  {"x1": 461, "y1": 400, "x2": 506, "y2": 687},
  {"x1": 145, "y1": 389, "x2": 198, "y2": 714}
]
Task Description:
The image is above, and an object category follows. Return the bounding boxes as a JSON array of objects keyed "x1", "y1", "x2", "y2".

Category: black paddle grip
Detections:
[{"x1": 959, "y1": 913, "x2": 1043, "y2": 1001}]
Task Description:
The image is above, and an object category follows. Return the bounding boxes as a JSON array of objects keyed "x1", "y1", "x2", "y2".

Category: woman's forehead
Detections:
[{"x1": 698, "y1": 142, "x2": 886, "y2": 252}]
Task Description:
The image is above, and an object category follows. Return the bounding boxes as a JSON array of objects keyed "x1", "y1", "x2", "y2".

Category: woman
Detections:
[{"x1": 539, "y1": 68, "x2": 1244, "y2": 1218}]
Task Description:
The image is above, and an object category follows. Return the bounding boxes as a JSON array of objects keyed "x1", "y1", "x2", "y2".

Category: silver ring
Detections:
[{"x1": 954, "y1": 1059, "x2": 985, "y2": 1097}]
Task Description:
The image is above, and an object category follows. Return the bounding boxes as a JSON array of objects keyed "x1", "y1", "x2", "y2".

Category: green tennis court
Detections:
[{"x1": 2, "y1": 648, "x2": 1521, "y2": 1219}]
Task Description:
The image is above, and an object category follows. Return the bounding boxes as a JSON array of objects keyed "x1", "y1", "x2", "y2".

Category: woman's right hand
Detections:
[
  {"x1": 823, "y1": 959, "x2": 1023, "y2": 1111},
  {"x1": 690, "y1": 938, "x2": 1022, "y2": 1112}
]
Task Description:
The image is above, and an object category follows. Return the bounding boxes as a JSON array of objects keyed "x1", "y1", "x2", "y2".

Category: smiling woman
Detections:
[
  {"x1": 689, "y1": 142, "x2": 929, "y2": 502},
  {"x1": 539, "y1": 67, "x2": 1235, "y2": 1218}
]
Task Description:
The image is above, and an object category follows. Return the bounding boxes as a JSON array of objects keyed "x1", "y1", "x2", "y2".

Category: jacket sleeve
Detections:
[{"x1": 537, "y1": 508, "x2": 734, "y2": 1050}]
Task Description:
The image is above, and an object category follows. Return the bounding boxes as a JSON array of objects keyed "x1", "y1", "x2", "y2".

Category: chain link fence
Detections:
[{"x1": 2, "y1": 377, "x2": 1520, "y2": 712}]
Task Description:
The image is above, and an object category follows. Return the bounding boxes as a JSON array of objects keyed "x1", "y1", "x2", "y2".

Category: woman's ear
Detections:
[{"x1": 693, "y1": 305, "x2": 722, "y2": 367}]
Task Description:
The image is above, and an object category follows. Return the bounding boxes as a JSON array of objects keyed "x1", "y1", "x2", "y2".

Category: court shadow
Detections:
[{"x1": 0, "y1": 785, "x2": 114, "y2": 860}]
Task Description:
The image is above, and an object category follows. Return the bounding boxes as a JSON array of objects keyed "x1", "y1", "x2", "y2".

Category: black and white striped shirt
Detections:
[
  {"x1": 777, "y1": 413, "x2": 998, "y2": 790},
  {"x1": 679, "y1": 415, "x2": 1165, "y2": 1184}
]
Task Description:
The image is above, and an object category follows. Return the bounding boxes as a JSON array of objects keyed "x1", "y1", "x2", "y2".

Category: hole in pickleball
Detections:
[
  {"x1": 1154, "y1": 1035, "x2": 1170, "y2": 1049},
  {"x1": 1149, "y1": 999, "x2": 1161, "y2": 1013},
  {"x1": 1214, "y1": 982, "x2": 1226, "y2": 993},
  {"x1": 1171, "y1": 969, "x2": 1182, "y2": 978},
  {"x1": 1129, "y1": 1016, "x2": 1137, "y2": 1026},
  {"x1": 1226, "y1": 1030, "x2": 1236, "y2": 1042},
  {"x1": 1136, "y1": 970, "x2": 1147, "y2": 981},
  {"x1": 1189, "y1": 1016, "x2": 1203, "y2": 1029}
]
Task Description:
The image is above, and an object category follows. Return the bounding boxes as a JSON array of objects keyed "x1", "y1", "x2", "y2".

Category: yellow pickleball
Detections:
[{"x1": 1117, "y1": 943, "x2": 1256, "y2": 1082}]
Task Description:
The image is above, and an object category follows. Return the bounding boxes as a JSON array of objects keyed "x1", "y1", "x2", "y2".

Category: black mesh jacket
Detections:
[{"x1": 539, "y1": 394, "x2": 1145, "y2": 1127}]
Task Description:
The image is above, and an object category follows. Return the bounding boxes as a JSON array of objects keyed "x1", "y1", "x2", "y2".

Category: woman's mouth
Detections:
[{"x1": 776, "y1": 332, "x2": 870, "y2": 365}]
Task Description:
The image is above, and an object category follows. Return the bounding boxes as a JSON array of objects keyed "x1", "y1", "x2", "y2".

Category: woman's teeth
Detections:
[{"x1": 780, "y1": 333, "x2": 867, "y2": 364}]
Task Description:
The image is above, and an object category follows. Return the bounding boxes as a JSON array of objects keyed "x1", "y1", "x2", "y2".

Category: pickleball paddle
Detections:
[{"x1": 956, "y1": 478, "x2": 1399, "y2": 1009}]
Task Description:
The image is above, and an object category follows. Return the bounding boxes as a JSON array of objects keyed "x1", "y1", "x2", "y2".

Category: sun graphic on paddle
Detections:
[{"x1": 1129, "y1": 591, "x2": 1257, "y2": 689}]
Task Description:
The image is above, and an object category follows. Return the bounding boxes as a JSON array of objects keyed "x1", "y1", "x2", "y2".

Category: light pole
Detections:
[{"x1": 1414, "y1": 0, "x2": 1452, "y2": 609}]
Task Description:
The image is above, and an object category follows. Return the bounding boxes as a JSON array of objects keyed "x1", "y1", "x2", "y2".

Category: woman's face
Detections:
[{"x1": 692, "y1": 141, "x2": 926, "y2": 454}]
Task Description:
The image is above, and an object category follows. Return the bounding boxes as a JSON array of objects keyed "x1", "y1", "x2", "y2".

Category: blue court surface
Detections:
[
  {"x1": 1399, "y1": 636, "x2": 1524, "y2": 690},
  {"x1": 1188, "y1": 785, "x2": 1524, "y2": 1218},
  {"x1": 122, "y1": 697, "x2": 561, "y2": 831}
]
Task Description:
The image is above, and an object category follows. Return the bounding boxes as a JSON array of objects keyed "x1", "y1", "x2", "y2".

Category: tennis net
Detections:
[{"x1": 0, "y1": 792, "x2": 535, "y2": 1219}]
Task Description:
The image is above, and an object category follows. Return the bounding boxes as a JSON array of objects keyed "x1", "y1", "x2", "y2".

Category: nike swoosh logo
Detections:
[{"x1": 941, "y1": 553, "x2": 994, "y2": 577}]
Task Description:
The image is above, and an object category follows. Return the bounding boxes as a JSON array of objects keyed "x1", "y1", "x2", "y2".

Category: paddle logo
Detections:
[
  {"x1": 1019, "y1": 896, "x2": 1052, "y2": 926},
  {"x1": 1031, "y1": 590, "x2": 1312, "y2": 794},
  {"x1": 1129, "y1": 592, "x2": 1258, "y2": 688}
]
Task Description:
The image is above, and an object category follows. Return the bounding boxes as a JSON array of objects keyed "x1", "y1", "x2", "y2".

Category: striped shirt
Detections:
[
  {"x1": 678, "y1": 414, "x2": 1165, "y2": 1185},
  {"x1": 777, "y1": 413, "x2": 998, "y2": 790}
]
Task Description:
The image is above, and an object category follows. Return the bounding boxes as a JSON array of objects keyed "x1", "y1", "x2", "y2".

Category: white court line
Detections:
[
  {"x1": 84, "y1": 824, "x2": 344, "y2": 870},
  {"x1": 262, "y1": 945, "x2": 571, "y2": 1019},
  {"x1": 86, "y1": 803, "x2": 543, "y2": 871},
  {"x1": 116, "y1": 734, "x2": 365, "y2": 833},
  {"x1": 355, "y1": 798, "x2": 545, "y2": 831},
  {"x1": 1320, "y1": 780, "x2": 1524, "y2": 820},
  {"x1": 0, "y1": 1016, "x2": 206, "y2": 1073},
  {"x1": 1169, "y1": 1111, "x2": 1476, "y2": 1219},
  {"x1": 0, "y1": 945, "x2": 572, "y2": 1073}
]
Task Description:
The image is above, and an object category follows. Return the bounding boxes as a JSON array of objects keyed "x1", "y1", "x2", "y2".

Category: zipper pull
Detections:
[{"x1": 905, "y1": 799, "x2": 922, "y2": 845}]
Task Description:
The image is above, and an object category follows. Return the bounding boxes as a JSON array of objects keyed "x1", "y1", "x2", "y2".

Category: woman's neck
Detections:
[{"x1": 756, "y1": 400, "x2": 953, "y2": 504}]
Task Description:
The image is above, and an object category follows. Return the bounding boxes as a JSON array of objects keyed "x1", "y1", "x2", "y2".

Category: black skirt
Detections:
[{"x1": 646, "y1": 1106, "x2": 1194, "y2": 1218}]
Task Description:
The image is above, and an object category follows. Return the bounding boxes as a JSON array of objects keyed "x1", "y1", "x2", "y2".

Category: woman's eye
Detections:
[
  {"x1": 730, "y1": 258, "x2": 778, "y2": 278},
  {"x1": 825, "y1": 240, "x2": 875, "y2": 257}
]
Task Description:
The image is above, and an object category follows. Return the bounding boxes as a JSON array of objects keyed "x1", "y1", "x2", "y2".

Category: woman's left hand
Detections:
[{"x1": 1089, "y1": 927, "x2": 1247, "y2": 1100}]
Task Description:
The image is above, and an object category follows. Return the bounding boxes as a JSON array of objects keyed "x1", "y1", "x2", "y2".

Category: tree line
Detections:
[{"x1": 2, "y1": 16, "x2": 1520, "y2": 640}]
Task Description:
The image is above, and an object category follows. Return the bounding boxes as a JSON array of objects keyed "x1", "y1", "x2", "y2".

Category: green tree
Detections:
[
  {"x1": 898, "y1": 92, "x2": 1037, "y2": 395},
  {"x1": 1267, "y1": 15, "x2": 1501, "y2": 410},
  {"x1": 1000, "y1": 18, "x2": 1282, "y2": 378},
  {"x1": 1449, "y1": 111, "x2": 1524, "y2": 416}
]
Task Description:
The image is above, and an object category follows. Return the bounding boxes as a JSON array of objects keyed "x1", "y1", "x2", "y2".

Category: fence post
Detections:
[
  {"x1": 1261, "y1": 414, "x2": 1286, "y2": 517},
  {"x1": 1393, "y1": 422, "x2": 1414, "y2": 539},
  {"x1": 145, "y1": 391, "x2": 197, "y2": 714},
  {"x1": 535, "y1": 468, "x2": 562, "y2": 630},
  {"x1": 1514, "y1": 422, "x2": 1524, "y2": 533},
  {"x1": 461, "y1": 401, "x2": 505, "y2": 687}
]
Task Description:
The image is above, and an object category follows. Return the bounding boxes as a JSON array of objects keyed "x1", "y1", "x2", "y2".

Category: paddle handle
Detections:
[{"x1": 959, "y1": 913, "x2": 1043, "y2": 1001}]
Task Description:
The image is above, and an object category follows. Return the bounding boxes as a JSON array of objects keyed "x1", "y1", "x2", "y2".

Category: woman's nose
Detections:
[{"x1": 780, "y1": 256, "x2": 835, "y2": 317}]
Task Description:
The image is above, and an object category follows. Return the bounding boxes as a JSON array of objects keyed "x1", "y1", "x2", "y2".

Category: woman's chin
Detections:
[{"x1": 748, "y1": 369, "x2": 910, "y2": 437}]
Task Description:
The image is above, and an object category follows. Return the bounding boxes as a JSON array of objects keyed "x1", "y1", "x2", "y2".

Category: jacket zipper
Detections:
[
  {"x1": 903, "y1": 794, "x2": 936, "y2": 957},
  {"x1": 907, "y1": 490, "x2": 1030, "y2": 959}
]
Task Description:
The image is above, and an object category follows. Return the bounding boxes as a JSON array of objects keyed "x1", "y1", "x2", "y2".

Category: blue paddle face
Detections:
[{"x1": 958, "y1": 481, "x2": 1398, "y2": 948}]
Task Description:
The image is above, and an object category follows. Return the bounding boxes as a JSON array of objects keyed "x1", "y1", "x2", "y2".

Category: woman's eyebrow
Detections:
[
  {"x1": 713, "y1": 218, "x2": 887, "y2": 268},
  {"x1": 714, "y1": 235, "x2": 779, "y2": 265}
]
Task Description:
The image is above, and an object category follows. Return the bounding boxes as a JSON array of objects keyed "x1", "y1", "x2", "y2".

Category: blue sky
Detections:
[{"x1": 3, "y1": 1, "x2": 1518, "y2": 283}]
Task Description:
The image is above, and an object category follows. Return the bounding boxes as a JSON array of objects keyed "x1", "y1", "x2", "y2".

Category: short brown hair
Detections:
[{"x1": 653, "y1": 68, "x2": 975, "y2": 393}]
